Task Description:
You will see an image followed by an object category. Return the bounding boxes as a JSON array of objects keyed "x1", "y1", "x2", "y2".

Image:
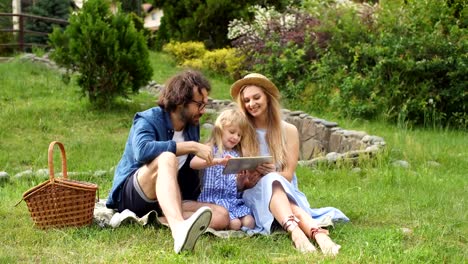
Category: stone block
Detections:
[
  {"x1": 300, "y1": 118, "x2": 318, "y2": 140},
  {"x1": 329, "y1": 130, "x2": 343, "y2": 153},
  {"x1": 301, "y1": 138, "x2": 326, "y2": 160}
]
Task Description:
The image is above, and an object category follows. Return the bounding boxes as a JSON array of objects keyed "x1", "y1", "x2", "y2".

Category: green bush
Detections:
[
  {"x1": 162, "y1": 41, "x2": 245, "y2": 80},
  {"x1": 309, "y1": 0, "x2": 467, "y2": 128},
  {"x1": 162, "y1": 41, "x2": 206, "y2": 65},
  {"x1": 181, "y1": 58, "x2": 204, "y2": 70},
  {"x1": 49, "y1": 0, "x2": 152, "y2": 108},
  {"x1": 229, "y1": 0, "x2": 466, "y2": 128},
  {"x1": 229, "y1": 5, "x2": 328, "y2": 100},
  {"x1": 203, "y1": 48, "x2": 245, "y2": 79}
]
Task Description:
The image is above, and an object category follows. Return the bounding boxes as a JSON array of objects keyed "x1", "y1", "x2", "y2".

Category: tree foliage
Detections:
[
  {"x1": 25, "y1": 0, "x2": 72, "y2": 46},
  {"x1": 49, "y1": 0, "x2": 153, "y2": 108},
  {"x1": 0, "y1": 0, "x2": 14, "y2": 55},
  {"x1": 152, "y1": 0, "x2": 293, "y2": 50},
  {"x1": 121, "y1": 0, "x2": 142, "y2": 16}
]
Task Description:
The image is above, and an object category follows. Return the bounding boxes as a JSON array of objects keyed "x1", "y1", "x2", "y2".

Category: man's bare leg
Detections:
[
  {"x1": 137, "y1": 152, "x2": 185, "y2": 227},
  {"x1": 137, "y1": 152, "x2": 211, "y2": 253}
]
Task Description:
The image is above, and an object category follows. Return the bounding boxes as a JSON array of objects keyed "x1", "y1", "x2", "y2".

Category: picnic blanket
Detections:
[{"x1": 93, "y1": 199, "x2": 335, "y2": 238}]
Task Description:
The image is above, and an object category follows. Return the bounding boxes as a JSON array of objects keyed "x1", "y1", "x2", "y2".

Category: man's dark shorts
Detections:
[{"x1": 118, "y1": 170, "x2": 163, "y2": 218}]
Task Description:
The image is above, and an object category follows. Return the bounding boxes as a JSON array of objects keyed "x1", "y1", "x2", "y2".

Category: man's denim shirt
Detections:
[{"x1": 106, "y1": 107, "x2": 200, "y2": 209}]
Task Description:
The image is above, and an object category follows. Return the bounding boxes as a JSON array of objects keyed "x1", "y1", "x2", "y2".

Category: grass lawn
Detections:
[{"x1": 0, "y1": 52, "x2": 466, "y2": 263}]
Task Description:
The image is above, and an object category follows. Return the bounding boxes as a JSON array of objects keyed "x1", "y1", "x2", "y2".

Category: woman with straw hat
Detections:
[{"x1": 231, "y1": 73, "x2": 349, "y2": 256}]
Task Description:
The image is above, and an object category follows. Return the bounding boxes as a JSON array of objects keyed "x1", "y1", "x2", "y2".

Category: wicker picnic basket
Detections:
[{"x1": 21, "y1": 141, "x2": 98, "y2": 229}]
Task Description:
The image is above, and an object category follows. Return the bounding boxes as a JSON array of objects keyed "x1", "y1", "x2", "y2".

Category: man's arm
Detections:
[
  {"x1": 177, "y1": 141, "x2": 213, "y2": 165},
  {"x1": 131, "y1": 118, "x2": 176, "y2": 163}
]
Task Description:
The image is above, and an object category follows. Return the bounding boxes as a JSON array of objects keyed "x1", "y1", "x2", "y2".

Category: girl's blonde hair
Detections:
[
  {"x1": 208, "y1": 108, "x2": 258, "y2": 157},
  {"x1": 236, "y1": 85, "x2": 287, "y2": 170}
]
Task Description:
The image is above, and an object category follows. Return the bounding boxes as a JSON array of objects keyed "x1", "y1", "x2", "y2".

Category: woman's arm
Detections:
[
  {"x1": 254, "y1": 122, "x2": 299, "y2": 182},
  {"x1": 278, "y1": 121, "x2": 299, "y2": 181}
]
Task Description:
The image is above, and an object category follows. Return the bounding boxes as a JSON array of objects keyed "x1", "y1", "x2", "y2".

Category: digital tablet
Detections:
[{"x1": 222, "y1": 156, "x2": 273, "y2": 175}]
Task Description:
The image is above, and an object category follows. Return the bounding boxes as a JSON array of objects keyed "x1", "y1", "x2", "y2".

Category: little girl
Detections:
[{"x1": 191, "y1": 108, "x2": 257, "y2": 230}]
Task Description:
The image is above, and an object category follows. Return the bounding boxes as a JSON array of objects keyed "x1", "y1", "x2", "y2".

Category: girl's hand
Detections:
[{"x1": 212, "y1": 155, "x2": 232, "y2": 166}]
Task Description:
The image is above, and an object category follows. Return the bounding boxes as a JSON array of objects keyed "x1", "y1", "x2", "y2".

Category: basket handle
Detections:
[{"x1": 48, "y1": 141, "x2": 67, "y2": 181}]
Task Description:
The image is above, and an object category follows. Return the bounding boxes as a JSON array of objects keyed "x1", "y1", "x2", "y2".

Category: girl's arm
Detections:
[
  {"x1": 190, "y1": 155, "x2": 209, "y2": 170},
  {"x1": 190, "y1": 143, "x2": 216, "y2": 170},
  {"x1": 190, "y1": 156, "x2": 231, "y2": 170}
]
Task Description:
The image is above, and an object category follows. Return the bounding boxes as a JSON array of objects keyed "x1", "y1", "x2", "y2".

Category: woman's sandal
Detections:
[
  {"x1": 310, "y1": 227, "x2": 341, "y2": 256},
  {"x1": 282, "y1": 214, "x2": 317, "y2": 253}
]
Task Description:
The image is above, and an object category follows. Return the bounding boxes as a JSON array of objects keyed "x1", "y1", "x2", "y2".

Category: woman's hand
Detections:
[
  {"x1": 256, "y1": 162, "x2": 276, "y2": 176},
  {"x1": 237, "y1": 170, "x2": 262, "y2": 191}
]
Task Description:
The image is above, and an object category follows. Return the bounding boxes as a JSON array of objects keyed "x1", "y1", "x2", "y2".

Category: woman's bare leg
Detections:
[
  {"x1": 269, "y1": 181, "x2": 316, "y2": 253},
  {"x1": 291, "y1": 203, "x2": 341, "y2": 256}
]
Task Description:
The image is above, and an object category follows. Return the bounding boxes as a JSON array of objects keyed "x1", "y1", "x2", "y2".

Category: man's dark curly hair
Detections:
[{"x1": 157, "y1": 70, "x2": 211, "y2": 112}]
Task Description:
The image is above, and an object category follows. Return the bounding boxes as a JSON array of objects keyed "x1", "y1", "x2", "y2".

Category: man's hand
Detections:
[{"x1": 195, "y1": 142, "x2": 213, "y2": 164}]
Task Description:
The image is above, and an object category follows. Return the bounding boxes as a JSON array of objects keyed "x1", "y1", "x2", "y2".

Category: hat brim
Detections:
[{"x1": 230, "y1": 77, "x2": 280, "y2": 100}]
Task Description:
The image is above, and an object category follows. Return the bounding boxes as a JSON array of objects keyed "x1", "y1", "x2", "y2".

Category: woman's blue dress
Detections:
[{"x1": 243, "y1": 129, "x2": 349, "y2": 234}]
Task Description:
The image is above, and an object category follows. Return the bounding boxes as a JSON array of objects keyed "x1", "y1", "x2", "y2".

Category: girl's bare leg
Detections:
[
  {"x1": 291, "y1": 203, "x2": 341, "y2": 256},
  {"x1": 229, "y1": 218, "x2": 242, "y2": 230},
  {"x1": 183, "y1": 201, "x2": 230, "y2": 230},
  {"x1": 240, "y1": 215, "x2": 255, "y2": 229}
]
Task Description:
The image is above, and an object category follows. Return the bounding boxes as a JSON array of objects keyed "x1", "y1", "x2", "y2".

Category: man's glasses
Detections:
[{"x1": 190, "y1": 99, "x2": 207, "y2": 111}]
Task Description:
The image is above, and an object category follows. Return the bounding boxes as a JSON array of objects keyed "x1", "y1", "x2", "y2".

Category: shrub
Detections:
[
  {"x1": 162, "y1": 41, "x2": 245, "y2": 80},
  {"x1": 49, "y1": 0, "x2": 152, "y2": 108},
  {"x1": 162, "y1": 41, "x2": 207, "y2": 65},
  {"x1": 203, "y1": 48, "x2": 245, "y2": 79},
  {"x1": 231, "y1": 0, "x2": 467, "y2": 128},
  {"x1": 181, "y1": 58, "x2": 204, "y2": 70},
  {"x1": 229, "y1": 5, "x2": 329, "y2": 99},
  {"x1": 128, "y1": 12, "x2": 156, "y2": 49},
  {"x1": 309, "y1": 0, "x2": 467, "y2": 128}
]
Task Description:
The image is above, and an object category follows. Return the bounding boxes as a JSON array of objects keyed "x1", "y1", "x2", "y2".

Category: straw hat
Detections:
[{"x1": 230, "y1": 73, "x2": 280, "y2": 100}]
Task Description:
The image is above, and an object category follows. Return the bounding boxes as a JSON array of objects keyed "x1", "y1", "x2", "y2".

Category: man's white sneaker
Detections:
[{"x1": 173, "y1": 206, "x2": 212, "y2": 253}]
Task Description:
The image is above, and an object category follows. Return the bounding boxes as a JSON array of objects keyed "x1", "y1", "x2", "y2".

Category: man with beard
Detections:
[{"x1": 107, "y1": 70, "x2": 230, "y2": 253}]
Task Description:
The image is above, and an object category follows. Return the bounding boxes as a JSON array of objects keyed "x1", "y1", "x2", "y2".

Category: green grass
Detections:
[{"x1": 0, "y1": 53, "x2": 466, "y2": 263}]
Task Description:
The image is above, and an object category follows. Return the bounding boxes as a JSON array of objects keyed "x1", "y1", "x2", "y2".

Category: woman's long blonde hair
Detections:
[
  {"x1": 236, "y1": 86, "x2": 287, "y2": 170},
  {"x1": 207, "y1": 108, "x2": 258, "y2": 157}
]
